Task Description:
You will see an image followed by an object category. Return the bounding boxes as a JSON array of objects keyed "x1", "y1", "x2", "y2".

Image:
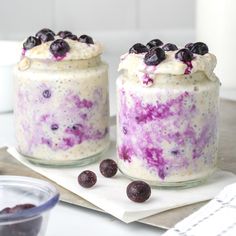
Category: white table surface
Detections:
[{"x1": 1, "y1": 52, "x2": 236, "y2": 236}]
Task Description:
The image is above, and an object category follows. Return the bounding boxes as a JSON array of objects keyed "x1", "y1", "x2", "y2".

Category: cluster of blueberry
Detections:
[
  {"x1": 129, "y1": 39, "x2": 209, "y2": 66},
  {"x1": 78, "y1": 159, "x2": 151, "y2": 203},
  {"x1": 23, "y1": 28, "x2": 94, "y2": 58},
  {"x1": 0, "y1": 204, "x2": 42, "y2": 236}
]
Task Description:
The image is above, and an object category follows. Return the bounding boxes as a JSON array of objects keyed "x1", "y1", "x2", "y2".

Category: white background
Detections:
[{"x1": 0, "y1": 0, "x2": 195, "y2": 39}]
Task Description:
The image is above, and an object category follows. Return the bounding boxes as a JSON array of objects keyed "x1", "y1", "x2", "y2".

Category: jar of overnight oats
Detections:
[
  {"x1": 117, "y1": 40, "x2": 220, "y2": 187},
  {"x1": 14, "y1": 29, "x2": 109, "y2": 166}
]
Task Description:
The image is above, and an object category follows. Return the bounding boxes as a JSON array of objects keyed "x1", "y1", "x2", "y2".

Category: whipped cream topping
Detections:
[
  {"x1": 118, "y1": 50, "x2": 217, "y2": 87},
  {"x1": 24, "y1": 36, "x2": 103, "y2": 61}
]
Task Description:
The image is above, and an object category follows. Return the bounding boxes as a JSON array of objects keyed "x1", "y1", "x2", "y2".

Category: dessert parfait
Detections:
[
  {"x1": 14, "y1": 29, "x2": 109, "y2": 166},
  {"x1": 117, "y1": 39, "x2": 220, "y2": 187}
]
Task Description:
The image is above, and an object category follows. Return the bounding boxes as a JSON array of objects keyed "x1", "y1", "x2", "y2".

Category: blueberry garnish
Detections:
[
  {"x1": 185, "y1": 43, "x2": 194, "y2": 50},
  {"x1": 99, "y1": 159, "x2": 118, "y2": 178},
  {"x1": 43, "y1": 89, "x2": 51, "y2": 98},
  {"x1": 0, "y1": 204, "x2": 42, "y2": 236},
  {"x1": 190, "y1": 42, "x2": 209, "y2": 55},
  {"x1": 36, "y1": 28, "x2": 55, "y2": 38},
  {"x1": 162, "y1": 43, "x2": 178, "y2": 51},
  {"x1": 23, "y1": 36, "x2": 41, "y2": 50},
  {"x1": 38, "y1": 32, "x2": 55, "y2": 43},
  {"x1": 57, "y1": 30, "x2": 73, "y2": 39},
  {"x1": 49, "y1": 39, "x2": 70, "y2": 58},
  {"x1": 66, "y1": 34, "x2": 78, "y2": 40},
  {"x1": 126, "y1": 181, "x2": 151, "y2": 203},
  {"x1": 51, "y1": 124, "x2": 59, "y2": 130},
  {"x1": 129, "y1": 43, "x2": 148, "y2": 54},
  {"x1": 78, "y1": 170, "x2": 97, "y2": 188},
  {"x1": 175, "y1": 48, "x2": 194, "y2": 63},
  {"x1": 36, "y1": 28, "x2": 55, "y2": 43},
  {"x1": 144, "y1": 47, "x2": 166, "y2": 66},
  {"x1": 146, "y1": 39, "x2": 163, "y2": 49},
  {"x1": 78, "y1": 35, "x2": 94, "y2": 44}
]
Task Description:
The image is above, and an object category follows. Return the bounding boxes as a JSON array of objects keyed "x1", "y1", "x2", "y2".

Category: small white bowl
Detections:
[{"x1": 0, "y1": 40, "x2": 21, "y2": 112}]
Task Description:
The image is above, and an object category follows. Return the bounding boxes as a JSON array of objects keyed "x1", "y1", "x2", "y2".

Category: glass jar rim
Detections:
[{"x1": 0, "y1": 175, "x2": 59, "y2": 223}]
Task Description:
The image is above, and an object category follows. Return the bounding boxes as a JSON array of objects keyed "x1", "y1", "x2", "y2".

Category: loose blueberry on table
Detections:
[
  {"x1": 129, "y1": 43, "x2": 148, "y2": 54},
  {"x1": 78, "y1": 170, "x2": 97, "y2": 188},
  {"x1": 144, "y1": 47, "x2": 166, "y2": 66},
  {"x1": 99, "y1": 159, "x2": 118, "y2": 178},
  {"x1": 0, "y1": 204, "x2": 42, "y2": 236},
  {"x1": 146, "y1": 39, "x2": 163, "y2": 49},
  {"x1": 126, "y1": 181, "x2": 151, "y2": 203}
]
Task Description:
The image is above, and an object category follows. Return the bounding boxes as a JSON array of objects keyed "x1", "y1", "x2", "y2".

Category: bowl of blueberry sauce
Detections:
[{"x1": 0, "y1": 176, "x2": 59, "y2": 236}]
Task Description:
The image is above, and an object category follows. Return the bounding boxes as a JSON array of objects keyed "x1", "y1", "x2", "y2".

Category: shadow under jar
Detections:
[
  {"x1": 14, "y1": 35, "x2": 109, "y2": 166},
  {"x1": 117, "y1": 45, "x2": 220, "y2": 187}
]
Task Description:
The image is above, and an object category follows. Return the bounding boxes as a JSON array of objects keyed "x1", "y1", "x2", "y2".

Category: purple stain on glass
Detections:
[
  {"x1": 118, "y1": 145, "x2": 132, "y2": 163},
  {"x1": 41, "y1": 137, "x2": 52, "y2": 147},
  {"x1": 123, "y1": 126, "x2": 128, "y2": 135},
  {"x1": 43, "y1": 89, "x2": 51, "y2": 98},
  {"x1": 145, "y1": 147, "x2": 167, "y2": 179}
]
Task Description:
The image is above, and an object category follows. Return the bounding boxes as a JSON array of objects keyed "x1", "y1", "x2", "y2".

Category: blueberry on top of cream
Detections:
[
  {"x1": 57, "y1": 30, "x2": 73, "y2": 39},
  {"x1": 162, "y1": 43, "x2": 178, "y2": 51},
  {"x1": 23, "y1": 36, "x2": 41, "y2": 50},
  {"x1": 146, "y1": 39, "x2": 163, "y2": 49},
  {"x1": 78, "y1": 35, "x2": 94, "y2": 44},
  {"x1": 129, "y1": 43, "x2": 148, "y2": 54},
  {"x1": 190, "y1": 42, "x2": 209, "y2": 55},
  {"x1": 49, "y1": 39, "x2": 70, "y2": 58},
  {"x1": 185, "y1": 43, "x2": 194, "y2": 50},
  {"x1": 175, "y1": 48, "x2": 194, "y2": 63},
  {"x1": 144, "y1": 47, "x2": 166, "y2": 66},
  {"x1": 36, "y1": 28, "x2": 55, "y2": 43}
]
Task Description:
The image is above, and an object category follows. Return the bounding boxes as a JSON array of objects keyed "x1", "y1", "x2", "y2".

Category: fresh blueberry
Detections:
[
  {"x1": 42, "y1": 89, "x2": 51, "y2": 98},
  {"x1": 78, "y1": 35, "x2": 94, "y2": 44},
  {"x1": 190, "y1": 42, "x2": 209, "y2": 55},
  {"x1": 66, "y1": 34, "x2": 78, "y2": 40},
  {"x1": 78, "y1": 170, "x2": 97, "y2": 188},
  {"x1": 146, "y1": 39, "x2": 163, "y2": 49},
  {"x1": 51, "y1": 124, "x2": 59, "y2": 130},
  {"x1": 49, "y1": 39, "x2": 70, "y2": 58},
  {"x1": 129, "y1": 43, "x2": 148, "y2": 54},
  {"x1": 36, "y1": 28, "x2": 55, "y2": 43},
  {"x1": 175, "y1": 48, "x2": 194, "y2": 63},
  {"x1": 99, "y1": 159, "x2": 118, "y2": 178},
  {"x1": 23, "y1": 36, "x2": 41, "y2": 50},
  {"x1": 126, "y1": 181, "x2": 151, "y2": 203},
  {"x1": 57, "y1": 30, "x2": 73, "y2": 39},
  {"x1": 36, "y1": 28, "x2": 55, "y2": 38},
  {"x1": 162, "y1": 43, "x2": 178, "y2": 51},
  {"x1": 185, "y1": 43, "x2": 194, "y2": 50},
  {"x1": 144, "y1": 47, "x2": 166, "y2": 66},
  {"x1": 38, "y1": 32, "x2": 54, "y2": 43}
]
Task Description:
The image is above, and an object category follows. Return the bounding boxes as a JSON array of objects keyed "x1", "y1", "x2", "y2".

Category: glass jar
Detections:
[
  {"x1": 117, "y1": 49, "x2": 220, "y2": 187},
  {"x1": 14, "y1": 39, "x2": 109, "y2": 166}
]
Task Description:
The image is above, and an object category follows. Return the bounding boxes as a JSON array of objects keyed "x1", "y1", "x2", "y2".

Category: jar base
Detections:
[
  {"x1": 17, "y1": 142, "x2": 110, "y2": 168},
  {"x1": 119, "y1": 168, "x2": 215, "y2": 189}
]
